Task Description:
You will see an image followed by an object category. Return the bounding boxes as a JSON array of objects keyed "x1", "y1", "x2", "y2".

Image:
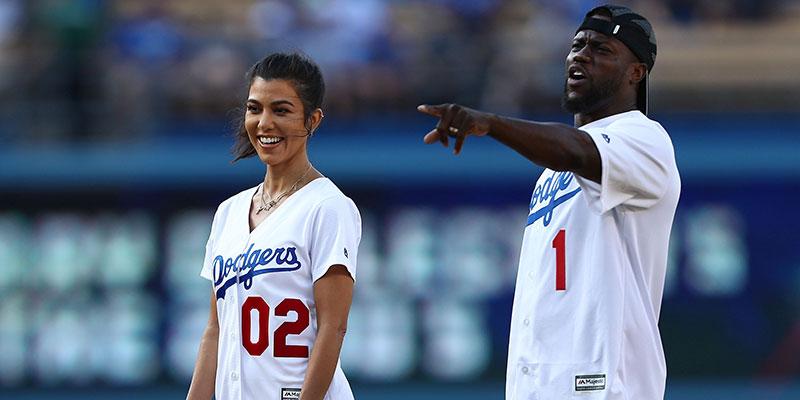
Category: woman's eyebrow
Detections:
[{"x1": 269, "y1": 99, "x2": 295, "y2": 107}]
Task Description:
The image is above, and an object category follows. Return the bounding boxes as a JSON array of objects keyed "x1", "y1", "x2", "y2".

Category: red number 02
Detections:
[
  {"x1": 241, "y1": 297, "x2": 310, "y2": 357},
  {"x1": 552, "y1": 229, "x2": 566, "y2": 291}
]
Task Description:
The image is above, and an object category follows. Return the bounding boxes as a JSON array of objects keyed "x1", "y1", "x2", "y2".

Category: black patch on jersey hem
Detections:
[
  {"x1": 575, "y1": 374, "x2": 606, "y2": 392},
  {"x1": 281, "y1": 387, "x2": 301, "y2": 400}
]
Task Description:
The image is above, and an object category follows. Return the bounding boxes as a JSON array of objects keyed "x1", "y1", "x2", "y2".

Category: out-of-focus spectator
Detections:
[
  {"x1": 0, "y1": 0, "x2": 23, "y2": 142},
  {"x1": 167, "y1": 44, "x2": 248, "y2": 119},
  {"x1": 100, "y1": 1, "x2": 184, "y2": 139},
  {"x1": 19, "y1": 0, "x2": 104, "y2": 142},
  {"x1": 247, "y1": 0, "x2": 299, "y2": 41}
]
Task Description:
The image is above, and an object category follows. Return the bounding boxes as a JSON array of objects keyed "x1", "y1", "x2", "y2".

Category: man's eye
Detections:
[
  {"x1": 274, "y1": 108, "x2": 289, "y2": 114},
  {"x1": 246, "y1": 105, "x2": 259, "y2": 112}
]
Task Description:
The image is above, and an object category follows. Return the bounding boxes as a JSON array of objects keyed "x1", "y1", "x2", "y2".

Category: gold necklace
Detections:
[{"x1": 256, "y1": 167, "x2": 313, "y2": 214}]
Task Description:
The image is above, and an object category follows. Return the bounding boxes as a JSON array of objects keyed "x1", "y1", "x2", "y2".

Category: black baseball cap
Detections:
[{"x1": 576, "y1": 4, "x2": 657, "y2": 114}]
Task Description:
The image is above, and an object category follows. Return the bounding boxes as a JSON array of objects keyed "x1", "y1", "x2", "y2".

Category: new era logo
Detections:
[{"x1": 575, "y1": 374, "x2": 606, "y2": 392}]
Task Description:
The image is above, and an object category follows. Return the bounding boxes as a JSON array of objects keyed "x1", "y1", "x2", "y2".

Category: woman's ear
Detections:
[{"x1": 307, "y1": 108, "x2": 324, "y2": 136}]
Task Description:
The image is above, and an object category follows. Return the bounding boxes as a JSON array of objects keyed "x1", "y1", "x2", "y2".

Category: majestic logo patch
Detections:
[
  {"x1": 527, "y1": 170, "x2": 581, "y2": 227},
  {"x1": 344, "y1": 247, "x2": 349, "y2": 258},
  {"x1": 213, "y1": 243, "x2": 302, "y2": 299},
  {"x1": 575, "y1": 374, "x2": 606, "y2": 392},
  {"x1": 602, "y1": 133, "x2": 611, "y2": 143},
  {"x1": 281, "y1": 388, "x2": 301, "y2": 400}
]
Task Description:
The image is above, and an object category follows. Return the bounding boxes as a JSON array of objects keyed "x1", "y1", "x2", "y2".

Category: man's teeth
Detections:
[{"x1": 259, "y1": 137, "x2": 282, "y2": 144}]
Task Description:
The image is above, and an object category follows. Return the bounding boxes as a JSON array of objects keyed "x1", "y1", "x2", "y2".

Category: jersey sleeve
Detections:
[
  {"x1": 575, "y1": 118, "x2": 677, "y2": 214},
  {"x1": 308, "y1": 195, "x2": 362, "y2": 283},
  {"x1": 200, "y1": 206, "x2": 223, "y2": 281}
]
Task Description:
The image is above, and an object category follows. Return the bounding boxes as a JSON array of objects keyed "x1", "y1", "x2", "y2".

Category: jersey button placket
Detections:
[
  {"x1": 232, "y1": 241, "x2": 247, "y2": 398},
  {"x1": 521, "y1": 364, "x2": 537, "y2": 378}
]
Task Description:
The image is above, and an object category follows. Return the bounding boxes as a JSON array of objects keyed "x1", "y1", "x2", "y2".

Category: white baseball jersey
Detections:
[
  {"x1": 506, "y1": 110, "x2": 680, "y2": 400},
  {"x1": 200, "y1": 177, "x2": 361, "y2": 400}
]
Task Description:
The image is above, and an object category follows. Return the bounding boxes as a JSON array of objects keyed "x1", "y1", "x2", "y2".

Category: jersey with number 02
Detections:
[
  {"x1": 200, "y1": 177, "x2": 361, "y2": 400},
  {"x1": 506, "y1": 111, "x2": 680, "y2": 400}
]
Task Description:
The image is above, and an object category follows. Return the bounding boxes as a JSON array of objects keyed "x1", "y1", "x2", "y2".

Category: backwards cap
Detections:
[{"x1": 576, "y1": 4, "x2": 657, "y2": 114}]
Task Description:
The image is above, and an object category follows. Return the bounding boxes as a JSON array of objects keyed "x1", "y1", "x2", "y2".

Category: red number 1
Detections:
[{"x1": 552, "y1": 229, "x2": 566, "y2": 291}]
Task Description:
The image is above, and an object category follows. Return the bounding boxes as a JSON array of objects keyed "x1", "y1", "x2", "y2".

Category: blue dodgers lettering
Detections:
[
  {"x1": 213, "y1": 243, "x2": 301, "y2": 299},
  {"x1": 527, "y1": 171, "x2": 581, "y2": 227}
]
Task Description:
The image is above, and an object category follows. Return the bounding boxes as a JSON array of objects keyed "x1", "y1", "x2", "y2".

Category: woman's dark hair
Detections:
[{"x1": 232, "y1": 52, "x2": 325, "y2": 161}]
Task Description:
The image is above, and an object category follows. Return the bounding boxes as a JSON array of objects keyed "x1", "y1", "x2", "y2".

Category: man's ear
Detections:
[{"x1": 630, "y1": 62, "x2": 647, "y2": 85}]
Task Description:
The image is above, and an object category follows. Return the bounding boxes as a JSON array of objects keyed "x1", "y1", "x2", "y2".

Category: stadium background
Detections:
[{"x1": 1, "y1": 0, "x2": 798, "y2": 399}]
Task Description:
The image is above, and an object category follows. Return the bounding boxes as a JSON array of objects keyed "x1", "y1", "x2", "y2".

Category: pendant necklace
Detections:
[{"x1": 256, "y1": 167, "x2": 313, "y2": 214}]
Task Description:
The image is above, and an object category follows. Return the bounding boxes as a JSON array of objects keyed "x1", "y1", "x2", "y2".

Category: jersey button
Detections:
[
  {"x1": 231, "y1": 371, "x2": 239, "y2": 381},
  {"x1": 523, "y1": 318, "x2": 530, "y2": 326},
  {"x1": 521, "y1": 366, "x2": 529, "y2": 375}
]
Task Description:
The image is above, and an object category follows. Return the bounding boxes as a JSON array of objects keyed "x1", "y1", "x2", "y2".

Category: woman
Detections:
[{"x1": 187, "y1": 52, "x2": 361, "y2": 400}]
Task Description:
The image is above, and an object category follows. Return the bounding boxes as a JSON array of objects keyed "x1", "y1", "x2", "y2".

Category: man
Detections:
[{"x1": 418, "y1": 4, "x2": 679, "y2": 399}]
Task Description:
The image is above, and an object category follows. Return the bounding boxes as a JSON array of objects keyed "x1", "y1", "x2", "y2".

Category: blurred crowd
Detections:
[{"x1": 0, "y1": 0, "x2": 795, "y2": 143}]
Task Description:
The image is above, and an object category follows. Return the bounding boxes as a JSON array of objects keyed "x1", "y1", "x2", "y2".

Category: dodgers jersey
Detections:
[
  {"x1": 200, "y1": 177, "x2": 361, "y2": 400},
  {"x1": 506, "y1": 111, "x2": 680, "y2": 400}
]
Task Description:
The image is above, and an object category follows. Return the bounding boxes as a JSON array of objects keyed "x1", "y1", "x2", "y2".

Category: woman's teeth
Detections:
[{"x1": 259, "y1": 136, "x2": 282, "y2": 144}]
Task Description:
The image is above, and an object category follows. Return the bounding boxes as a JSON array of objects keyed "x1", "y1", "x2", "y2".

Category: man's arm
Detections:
[{"x1": 418, "y1": 104, "x2": 602, "y2": 183}]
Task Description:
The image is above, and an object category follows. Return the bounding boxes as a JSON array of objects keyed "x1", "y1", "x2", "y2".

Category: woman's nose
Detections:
[{"x1": 258, "y1": 112, "x2": 274, "y2": 131}]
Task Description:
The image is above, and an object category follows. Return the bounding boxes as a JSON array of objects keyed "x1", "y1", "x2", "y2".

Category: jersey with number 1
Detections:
[
  {"x1": 506, "y1": 111, "x2": 680, "y2": 400},
  {"x1": 200, "y1": 177, "x2": 361, "y2": 400}
]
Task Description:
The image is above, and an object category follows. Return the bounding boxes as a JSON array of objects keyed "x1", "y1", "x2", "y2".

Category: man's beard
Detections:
[{"x1": 561, "y1": 73, "x2": 623, "y2": 114}]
